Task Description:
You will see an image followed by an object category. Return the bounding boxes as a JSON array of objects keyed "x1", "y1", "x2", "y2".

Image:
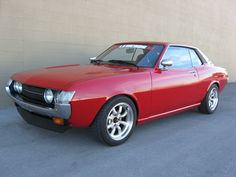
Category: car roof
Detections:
[
  {"x1": 115, "y1": 41, "x2": 170, "y2": 46},
  {"x1": 114, "y1": 41, "x2": 198, "y2": 49}
]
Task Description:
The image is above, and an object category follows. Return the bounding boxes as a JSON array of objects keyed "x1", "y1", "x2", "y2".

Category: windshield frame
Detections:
[{"x1": 95, "y1": 44, "x2": 165, "y2": 68}]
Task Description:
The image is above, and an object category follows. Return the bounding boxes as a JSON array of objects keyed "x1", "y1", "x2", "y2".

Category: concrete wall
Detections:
[{"x1": 0, "y1": 0, "x2": 235, "y2": 107}]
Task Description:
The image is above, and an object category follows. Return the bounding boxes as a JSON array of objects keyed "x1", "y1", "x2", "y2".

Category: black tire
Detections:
[
  {"x1": 91, "y1": 96, "x2": 137, "y2": 146},
  {"x1": 199, "y1": 84, "x2": 219, "y2": 114}
]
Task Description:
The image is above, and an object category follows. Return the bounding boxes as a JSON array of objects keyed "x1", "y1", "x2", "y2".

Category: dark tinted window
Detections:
[
  {"x1": 137, "y1": 45, "x2": 164, "y2": 67},
  {"x1": 189, "y1": 49, "x2": 202, "y2": 66},
  {"x1": 162, "y1": 47, "x2": 192, "y2": 69}
]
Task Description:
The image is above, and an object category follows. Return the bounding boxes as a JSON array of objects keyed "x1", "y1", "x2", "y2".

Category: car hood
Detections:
[{"x1": 11, "y1": 64, "x2": 146, "y2": 90}]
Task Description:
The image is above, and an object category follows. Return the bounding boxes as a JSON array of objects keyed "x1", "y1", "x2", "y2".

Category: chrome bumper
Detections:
[{"x1": 5, "y1": 85, "x2": 71, "y2": 120}]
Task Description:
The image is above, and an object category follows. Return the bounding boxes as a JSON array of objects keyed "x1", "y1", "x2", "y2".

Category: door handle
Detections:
[
  {"x1": 189, "y1": 70, "x2": 197, "y2": 77},
  {"x1": 189, "y1": 71, "x2": 196, "y2": 74}
]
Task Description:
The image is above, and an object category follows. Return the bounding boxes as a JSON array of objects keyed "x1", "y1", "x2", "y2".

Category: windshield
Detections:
[{"x1": 96, "y1": 44, "x2": 164, "y2": 68}]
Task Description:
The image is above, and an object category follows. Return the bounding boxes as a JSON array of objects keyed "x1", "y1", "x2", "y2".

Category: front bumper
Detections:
[
  {"x1": 5, "y1": 81, "x2": 72, "y2": 132},
  {"x1": 5, "y1": 82, "x2": 72, "y2": 120},
  {"x1": 16, "y1": 104, "x2": 70, "y2": 132}
]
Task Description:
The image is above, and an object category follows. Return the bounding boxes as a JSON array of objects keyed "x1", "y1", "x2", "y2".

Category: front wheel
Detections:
[
  {"x1": 92, "y1": 96, "x2": 137, "y2": 146},
  {"x1": 199, "y1": 84, "x2": 219, "y2": 114}
]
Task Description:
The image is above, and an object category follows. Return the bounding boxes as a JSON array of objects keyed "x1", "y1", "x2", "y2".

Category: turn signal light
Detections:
[{"x1": 53, "y1": 117, "x2": 64, "y2": 125}]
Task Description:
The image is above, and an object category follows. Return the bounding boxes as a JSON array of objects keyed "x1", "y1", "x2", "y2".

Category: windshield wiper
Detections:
[
  {"x1": 108, "y1": 60, "x2": 137, "y2": 67},
  {"x1": 90, "y1": 59, "x2": 104, "y2": 64}
]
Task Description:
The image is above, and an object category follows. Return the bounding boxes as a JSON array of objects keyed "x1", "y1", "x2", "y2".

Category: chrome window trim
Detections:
[
  {"x1": 169, "y1": 44, "x2": 213, "y2": 65},
  {"x1": 158, "y1": 44, "x2": 213, "y2": 69}
]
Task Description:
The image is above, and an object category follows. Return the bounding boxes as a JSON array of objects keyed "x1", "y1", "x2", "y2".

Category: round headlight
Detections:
[
  {"x1": 13, "y1": 81, "x2": 22, "y2": 93},
  {"x1": 44, "y1": 89, "x2": 54, "y2": 104}
]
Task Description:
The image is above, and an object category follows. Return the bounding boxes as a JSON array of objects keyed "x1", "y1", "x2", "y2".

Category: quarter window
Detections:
[
  {"x1": 162, "y1": 47, "x2": 192, "y2": 69},
  {"x1": 189, "y1": 49, "x2": 202, "y2": 67}
]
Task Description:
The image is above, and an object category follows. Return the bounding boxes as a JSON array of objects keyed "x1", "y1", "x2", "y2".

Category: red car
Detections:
[{"x1": 6, "y1": 42, "x2": 228, "y2": 145}]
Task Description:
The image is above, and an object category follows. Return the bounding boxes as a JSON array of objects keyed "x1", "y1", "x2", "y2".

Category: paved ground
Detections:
[{"x1": 0, "y1": 83, "x2": 235, "y2": 177}]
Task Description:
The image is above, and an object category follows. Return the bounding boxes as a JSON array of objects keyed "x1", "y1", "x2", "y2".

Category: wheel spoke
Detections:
[
  {"x1": 120, "y1": 110, "x2": 128, "y2": 118},
  {"x1": 209, "y1": 102, "x2": 212, "y2": 107},
  {"x1": 120, "y1": 121, "x2": 128, "y2": 127},
  {"x1": 210, "y1": 92, "x2": 214, "y2": 98},
  {"x1": 107, "y1": 124, "x2": 114, "y2": 130},
  {"x1": 118, "y1": 105, "x2": 123, "y2": 113},
  {"x1": 213, "y1": 98, "x2": 218, "y2": 102},
  {"x1": 112, "y1": 108, "x2": 118, "y2": 115},
  {"x1": 111, "y1": 127, "x2": 116, "y2": 136},
  {"x1": 117, "y1": 126, "x2": 122, "y2": 135},
  {"x1": 212, "y1": 98, "x2": 218, "y2": 106},
  {"x1": 213, "y1": 92, "x2": 216, "y2": 98},
  {"x1": 108, "y1": 114, "x2": 114, "y2": 120},
  {"x1": 211, "y1": 100, "x2": 213, "y2": 105}
]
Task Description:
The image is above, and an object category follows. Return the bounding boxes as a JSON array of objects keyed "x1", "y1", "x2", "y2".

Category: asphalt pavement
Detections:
[{"x1": 0, "y1": 83, "x2": 235, "y2": 177}]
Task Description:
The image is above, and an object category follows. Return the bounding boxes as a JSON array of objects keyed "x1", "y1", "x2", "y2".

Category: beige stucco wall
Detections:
[{"x1": 0, "y1": 0, "x2": 235, "y2": 107}]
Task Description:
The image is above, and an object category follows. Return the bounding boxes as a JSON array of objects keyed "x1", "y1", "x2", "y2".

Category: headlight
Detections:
[
  {"x1": 13, "y1": 81, "x2": 23, "y2": 93},
  {"x1": 55, "y1": 91, "x2": 75, "y2": 104},
  {"x1": 44, "y1": 89, "x2": 54, "y2": 104}
]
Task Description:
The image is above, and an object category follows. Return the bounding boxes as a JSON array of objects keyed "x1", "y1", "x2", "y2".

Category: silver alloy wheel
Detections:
[
  {"x1": 208, "y1": 87, "x2": 218, "y2": 111},
  {"x1": 106, "y1": 102, "x2": 134, "y2": 141}
]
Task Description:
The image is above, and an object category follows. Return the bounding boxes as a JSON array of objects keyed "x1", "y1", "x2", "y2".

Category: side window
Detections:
[
  {"x1": 189, "y1": 49, "x2": 202, "y2": 67},
  {"x1": 162, "y1": 47, "x2": 192, "y2": 69}
]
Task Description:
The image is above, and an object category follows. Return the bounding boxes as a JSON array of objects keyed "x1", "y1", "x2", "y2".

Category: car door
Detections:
[{"x1": 150, "y1": 46, "x2": 199, "y2": 116}]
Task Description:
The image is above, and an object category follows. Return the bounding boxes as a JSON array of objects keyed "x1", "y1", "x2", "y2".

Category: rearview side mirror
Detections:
[
  {"x1": 89, "y1": 57, "x2": 97, "y2": 63},
  {"x1": 160, "y1": 59, "x2": 173, "y2": 70}
]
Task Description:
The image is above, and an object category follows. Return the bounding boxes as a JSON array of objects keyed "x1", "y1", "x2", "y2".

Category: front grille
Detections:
[
  {"x1": 22, "y1": 85, "x2": 45, "y2": 101},
  {"x1": 19, "y1": 84, "x2": 55, "y2": 108}
]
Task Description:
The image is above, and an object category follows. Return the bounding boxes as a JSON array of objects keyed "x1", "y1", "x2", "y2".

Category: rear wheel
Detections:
[
  {"x1": 92, "y1": 96, "x2": 137, "y2": 146},
  {"x1": 199, "y1": 84, "x2": 219, "y2": 114}
]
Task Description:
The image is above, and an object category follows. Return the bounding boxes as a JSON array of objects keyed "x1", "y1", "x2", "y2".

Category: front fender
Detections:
[{"x1": 67, "y1": 72, "x2": 151, "y2": 128}]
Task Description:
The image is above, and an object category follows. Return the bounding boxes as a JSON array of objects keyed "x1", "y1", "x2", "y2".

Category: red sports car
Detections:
[{"x1": 6, "y1": 42, "x2": 228, "y2": 145}]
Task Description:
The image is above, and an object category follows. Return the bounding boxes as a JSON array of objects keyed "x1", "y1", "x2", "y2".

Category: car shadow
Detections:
[{"x1": 34, "y1": 108, "x2": 214, "y2": 147}]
